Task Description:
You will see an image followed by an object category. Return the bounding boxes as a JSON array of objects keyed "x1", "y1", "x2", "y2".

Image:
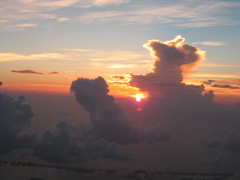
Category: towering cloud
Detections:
[
  {"x1": 71, "y1": 77, "x2": 139, "y2": 143},
  {"x1": 130, "y1": 35, "x2": 205, "y2": 95},
  {"x1": 71, "y1": 76, "x2": 173, "y2": 144}
]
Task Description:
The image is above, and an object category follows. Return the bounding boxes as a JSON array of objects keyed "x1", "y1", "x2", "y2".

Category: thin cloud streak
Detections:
[
  {"x1": 192, "y1": 41, "x2": 225, "y2": 46},
  {"x1": 77, "y1": 2, "x2": 240, "y2": 27}
]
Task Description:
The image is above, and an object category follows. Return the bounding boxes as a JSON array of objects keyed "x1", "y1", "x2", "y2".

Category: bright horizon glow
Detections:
[{"x1": 135, "y1": 94, "x2": 144, "y2": 102}]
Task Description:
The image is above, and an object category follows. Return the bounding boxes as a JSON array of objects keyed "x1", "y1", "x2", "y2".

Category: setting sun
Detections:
[{"x1": 135, "y1": 94, "x2": 143, "y2": 102}]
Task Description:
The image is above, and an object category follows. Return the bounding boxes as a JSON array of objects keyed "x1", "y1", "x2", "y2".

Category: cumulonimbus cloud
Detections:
[{"x1": 130, "y1": 35, "x2": 205, "y2": 95}]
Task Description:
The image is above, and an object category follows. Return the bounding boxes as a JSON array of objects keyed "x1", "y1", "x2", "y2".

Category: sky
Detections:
[{"x1": 1, "y1": 0, "x2": 240, "y2": 179}]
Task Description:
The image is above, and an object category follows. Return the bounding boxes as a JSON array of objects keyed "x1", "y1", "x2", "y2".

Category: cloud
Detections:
[
  {"x1": 84, "y1": 136, "x2": 130, "y2": 161},
  {"x1": 33, "y1": 121, "x2": 84, "y2": 162},
  {"x1": 224, "y1": 129, "x2": 240, "y2": 153},
  {"x1": 0, "y1": 93, "x2": 35, "y2": 154},
  {"x1": 192, "y1": 41, "x2": 225, "y2": 46},
  {"x1": 130, "y1": 35, "x2": 205, "y2": 94},
  {"x1": 77, "y1": 2, "x2": 240, "y2": 27},
  {"x1": 11, "y1": 70, "x2": 61, "y2": 75},
  {"x1": 71, "y1": 76, "x2": 139, "y2": 143},
  {"x1": 0, "y1": 53, "x2": 67, "y2": 62},
  {"x1": 11, "y1": 70, "x2": 44, "y2": 75},
  {"x1": 203, "y1": 80, "x2": 215, "y2": 85},
  {"x1": 200, "y1": 136, "x2": 222, "y2": 148},
  {"x1": 71, "y1": 76, "x2": 172, "y2": 144},
  {"x1": 47, "y1": 71, "x2": 60, "y2": 75},
  {"x1": 212, "y1": 84, "x2": 239, "y2": 89},
  {"x1": 199, "y1": 154, "x2": 224, "y2": 166},
  {"x1": 112, "y1": 75, "x2": 125, "y2": 80},
  {"x1": 33, "y1": 121, "x2": 130, "y2": 162}
]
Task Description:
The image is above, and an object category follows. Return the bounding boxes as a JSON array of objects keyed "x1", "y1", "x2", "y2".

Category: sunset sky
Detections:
[
  {"x1": 1, "y1": 1, "x2": 240, "y2": 178},
  {"x1": 0, "y1": 0, "x2": 240, "y2": 103}
]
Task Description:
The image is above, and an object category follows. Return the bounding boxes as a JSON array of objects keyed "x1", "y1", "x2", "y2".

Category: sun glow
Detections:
[{"x1": 135, "y1": 94, "x2": 144, "y2": 102}]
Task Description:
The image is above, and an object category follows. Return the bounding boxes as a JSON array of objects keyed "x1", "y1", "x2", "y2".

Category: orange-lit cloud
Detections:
[
  {"x1": 192, "y1": 41, "x2": 225, "y2": 46},
  {"x1": 130, "y1": 35, "x2": 205, "y2": 93},
  {"x1": 48, "y1": 71, "x2": 61, "y2": 75},
  {"x1": 0, "y1": 53, "x2": 67, "y2": 62}
]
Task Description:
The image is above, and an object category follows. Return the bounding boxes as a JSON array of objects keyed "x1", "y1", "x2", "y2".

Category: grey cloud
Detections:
[
  {"x1": 0, "y1": 93, "x2": 34, "y2": 154},
  {"x1": 84, "y1": 136, "x2": 130, "y2": 161},
  {"x1": 33, "y1": 121, "x2": 85, "y2": 163},
  {"x1": 212, "y1": 84, "x2": 239, "y2": 89},
  {"x1": 200, "y1": 136, "x2": 222, "y2": 148},
  {"x1": 224, "y1": 129, "x2": 240, "y2": 153}
]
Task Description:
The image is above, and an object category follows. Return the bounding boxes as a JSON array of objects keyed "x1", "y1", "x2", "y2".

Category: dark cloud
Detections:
[
  {"x1": 200, "y1": 136, "x2": 222, "y2": 148},
  {"x1": 112, "y1": 75, "x2": 125, "y2": 80},
  {"x1": 144, "y1": 125, "x2": 172, "y2": 143},
  {"x1": 0, "y1": 81, "x2": 2, "y2": 86},
  {"x1": 71, "y1": 77, "x2": 139, "y2": 143},
  {"x1": 48, "y1": 71, "x2": 60, "y2": 75},
  {"x1": 224, "y1": 129, "x2": 240, "y2": 153},
  {"x1": 71, "y1": 77, "x2": 172, "y2": 144},
  {"x1": 212, "y1": 84, "x2": 239, "y2": 89},
  {"x1": 84, "y1": 136, "x2": 130, "y2": 161},
  {"x1": 0, "y1": 93, "x2": 34, "y2": 154},
  {"x1": 33, "y1": 121, "x2": 130, "y2": 162},
  {"x1": 11, "y1": 70, "x2": 60, "y2": 75},
  {"x1": 33, "y1": 121, "x2": 84, "y2": 163},
  {"x1": 199, "y1": 154, "x2": 224, "y2": 166},
  {"x1": 203, "y1": 80, "x2": 215, "y2": 85},
  {"x1": 11, "y1": 70, "x2": 44, "y2": 75}
]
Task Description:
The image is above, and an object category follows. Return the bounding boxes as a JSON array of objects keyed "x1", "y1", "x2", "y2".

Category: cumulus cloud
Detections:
[
  {"x1": 0, "y1": 93, "x2": 35, "y2": 154},
  {"x1": 130, "y1": 35, "x2": 205, "y2": 95},
  {"x1": 203, "y1": 80, "x2": 215, "y2": 85},
  {"x1": 71, "y1": 76, "x2": 139, "y2": 143},
  {"x1": 33, "y1": 121, "x2": 130, "y2": 162},
  {"x1": 33, "y1": 121, "x2": 84, "y2": 162},
  {"x1": 71, "y1": 76, "x2": 172, "y2": 144}
]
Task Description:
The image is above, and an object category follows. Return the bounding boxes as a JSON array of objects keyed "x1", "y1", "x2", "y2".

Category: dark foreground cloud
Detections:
[
  {"x1": 33, "y1": 121, "x2": 130, "y2": 162},
  {"x1": 0, "y1": 93, "x2": 35, "y2": 154},
  {"x1": 33, "y1": 121, "x2": 84, "y2": 163},
  {"x1": 71, "y1": 77, "x2": 171, "y2": 144},
  {"x1": 224, "y1": 129, "x2": 240, "y2": 153}
]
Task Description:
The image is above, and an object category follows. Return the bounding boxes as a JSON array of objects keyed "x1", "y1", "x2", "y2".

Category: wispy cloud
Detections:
[
  {"x1": 11, "y1": 69, "x2": 61, "y2": 75},
  {"x1": 0, "y1": 0, "x2": 130, "y2": 30},
  {"x1": 0, "y1": 0, "x2": 239, "y2": 30},
  {"x1": 77, "y1": 1, "x2": 240, "y2": 27},
  {"x1": 0, "y1": 53, "x2": 68, "y2": 62},
  {"x1": 192, "y1": 41, "x2": 225, "y2": 46},
  {"x1": 200, "y1": 63, "x2": 240, "y2": 67},
  {"x1": 11, "y1": 69, "x2": 44, "y2": 75}
]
